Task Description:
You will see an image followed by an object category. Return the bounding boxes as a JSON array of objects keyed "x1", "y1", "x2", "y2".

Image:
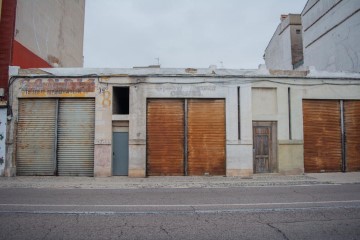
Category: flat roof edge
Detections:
[{"x1": 11, "y1": 67, "x2": 360, "y2": 80}]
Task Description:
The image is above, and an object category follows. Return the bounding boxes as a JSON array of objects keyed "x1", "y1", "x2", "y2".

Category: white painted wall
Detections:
[
  {"x1": 14, "y1": 0, "x2": 85, "y2": 67},
  {"x1": 264, "y1": 15, "x2": 302, "y2": 70},
  {"x1": 265, "y1": 25, "x2": 293, "y2": 70},
  {"x1": 302, "y1": 0, "x2": 360, "y2": 72}
]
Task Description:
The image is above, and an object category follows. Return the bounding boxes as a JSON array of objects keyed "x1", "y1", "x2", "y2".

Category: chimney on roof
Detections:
[{"x1": 280, "y1": 14, "x2": 288, "y2": 21}]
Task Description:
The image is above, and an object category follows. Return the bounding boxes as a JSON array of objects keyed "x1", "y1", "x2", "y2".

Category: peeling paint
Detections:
[
  {"x1": 21, "y1": 92, "x2": 87, "y2": 98},
  {"x1": 96, "y1": 82, "x2": 108, "y2": 95},
  {"x1": 95, "y1": 139, "x2": 111, "y2": 145},
  {"x1": 20, "y1": 78, "x2": 96, "y2": 94},
  {"x1": 100, "y1": 76, "x2": 110, "y2": 82},
  {"x1": 101, "y1": 90, "x2": 112, "y2": 107},
  {"x1": 185, "y1": 68, "x2": 198, "y2": 74}
]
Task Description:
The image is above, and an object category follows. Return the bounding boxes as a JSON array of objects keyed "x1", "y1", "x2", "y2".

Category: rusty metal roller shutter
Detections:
[
  {"x1": 147, "y1": 99, "x2": 185, "y2": 176},
  {"x1": 303, "y1": 100, "x2": 342, "y2": 172},
  {"x1": 344, "y1": 101, "x2": 360, "y2": 171},
  {"x1": 17, "y1": 99, "x2": 57, "y2": 175},
  {"x1": 57, "y1": 99, "x2": 95, "y2": 176},
  {"x1": 187, "y1": 99, "x2": 226, "y2": 176}
]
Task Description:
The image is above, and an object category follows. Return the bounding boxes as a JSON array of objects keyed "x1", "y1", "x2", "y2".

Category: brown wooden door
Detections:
[
  {"x1": 187, "y1": 99, "x2": 226, "y2": 176},
  {"x1": 344, "y1": 100, "x2": 360, "y2": 171},
  {"x1": 146, "y1": 99, "x2": 185, "y2": 176},
  {"x1": 253, "y1": 122, "x2": 277, "y2": 173},
  {"x1": 303, "y1": 100, "x2": 342, "y2": 172}
]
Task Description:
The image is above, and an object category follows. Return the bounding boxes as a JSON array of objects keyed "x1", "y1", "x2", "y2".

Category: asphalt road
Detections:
[{"x1": 0, "y1": 184, "x2": 359, "y2": 239}]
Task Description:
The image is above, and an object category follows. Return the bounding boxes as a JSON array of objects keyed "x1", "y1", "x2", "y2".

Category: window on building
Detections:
[{"x1": 113, "y1": 87, "x2": 129, "y2": 114}]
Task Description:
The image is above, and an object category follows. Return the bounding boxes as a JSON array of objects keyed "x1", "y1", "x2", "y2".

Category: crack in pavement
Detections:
[
  {"x1": 41, "y1": 222, "x2": 57, "y2": 240},
  {"x1": 266, "y1": 223, "x2": 290, "y2": 240},
  {"x1": 268, "y1": 217, "x2": 360, "y2": 225},
  {"x1": 2, "y1": 204, "x2": 359, "y2": 217},
  {"x1": 318, "y1": 210, "x2": 332, "y2": 221},
  {"x1": 75, "y1": 214, "x2": 80, "y2": 224},
  {"x1": 160, "y1": 225, "x2": 171, "y2": 238},
  {"x1": 190, "y1": 206, "x2": 201, "y2": 221}
]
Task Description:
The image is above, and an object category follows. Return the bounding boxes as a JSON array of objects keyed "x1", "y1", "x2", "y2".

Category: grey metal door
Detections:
[
  {"x1": 57, "y1": 99, "x2": 95, "y2": 176},
  {"x1": 17, "y1": 99, "x2": 57, "y2": 175},
  {"x1": 113, "y1": 132, "x2": 129, "y2": 176}
]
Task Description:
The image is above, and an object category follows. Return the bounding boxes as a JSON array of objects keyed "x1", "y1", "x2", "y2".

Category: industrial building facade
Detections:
[{"x1": 4, "y1": 67, "x2": 360, "y2": 177}]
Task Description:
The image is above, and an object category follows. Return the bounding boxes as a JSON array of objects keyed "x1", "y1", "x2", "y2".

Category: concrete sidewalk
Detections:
[{"x1": 0, "y1": 172, "x2": 359, "y2": 189}]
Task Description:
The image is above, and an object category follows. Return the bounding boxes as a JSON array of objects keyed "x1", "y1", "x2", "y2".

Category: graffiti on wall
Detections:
[
  {"x1": 96, "y1": 83, "x2": 112, "y2": 108},
  {"x1": 0, "y1": 109, "x2": 6, "y2": 176},
  {"x1": 94, "y1": 139, "x2": 111, "y2": 145},
  {"x1": 20, "y1": 78, "x2": 96, "y2": 95}
]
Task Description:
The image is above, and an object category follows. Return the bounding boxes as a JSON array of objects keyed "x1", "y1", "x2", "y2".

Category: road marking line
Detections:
[
  {"x1": 0, "y1": 205, "x2": 360, "y2": 215},
  {"x1": 0, "y1": 200, "x2": 359, "y2": 208}
]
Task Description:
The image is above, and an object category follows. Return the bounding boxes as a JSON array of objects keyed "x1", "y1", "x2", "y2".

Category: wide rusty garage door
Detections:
[
  {"x1": 146, "y1": 99, "x2": 185, "y2": 176},
  {"x1": 344, "y1": 101, "x2": 360, "y2": 171},
  {"x1": 303, "y1": 100, "x2": 360, "y2": 172},
  {"x1": 146, "y1": 99, "x2": 225, "y2": 176},
  {"x1": 303, "y1": 100, "x2": 342, "y2": 172},
  {"x1": 187, "y1": 99, "x2": 226, "y2": 175}
]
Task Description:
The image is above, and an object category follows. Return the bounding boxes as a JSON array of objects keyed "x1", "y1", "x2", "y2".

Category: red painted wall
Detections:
[
  {"x1": 0, "y1": 0, "x2": 17, "y2": 93},
  {"x1": 11, "y1": 40, "x2": 52, "y2": 68},
  {"x1": 0, "y1": 0, "x2": 53, "y2": 100}
]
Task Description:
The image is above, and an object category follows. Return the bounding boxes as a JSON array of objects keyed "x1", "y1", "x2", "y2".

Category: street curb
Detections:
[{"x1": 2, "y1": 173, "x2": 359, "y2": 189}]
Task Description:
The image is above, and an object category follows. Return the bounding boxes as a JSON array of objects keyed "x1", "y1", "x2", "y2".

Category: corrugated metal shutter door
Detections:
[
  {"x1": 344, "y1": 101, "x2": 360, "y2": 171},
  {"x1": 147, "y1": 99, "x2": 185, "y2": 176},
  {"x1": 57, "y1": 99, "x2": 95, "y2": 176},
  {"x1": 17, "y1": 99, "x2": 57, "y2": 175},
  {"x1": 303, "y1": 100, "x2": 342, "y2": 172},
  {"x1": 187, "y1": 99, "x2": 226, "y2": 175}
]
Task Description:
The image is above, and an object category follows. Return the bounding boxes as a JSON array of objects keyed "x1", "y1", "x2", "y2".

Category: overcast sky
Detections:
[{"x1": 84, "y1": 0, "x2": 307, "y2": 69}]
